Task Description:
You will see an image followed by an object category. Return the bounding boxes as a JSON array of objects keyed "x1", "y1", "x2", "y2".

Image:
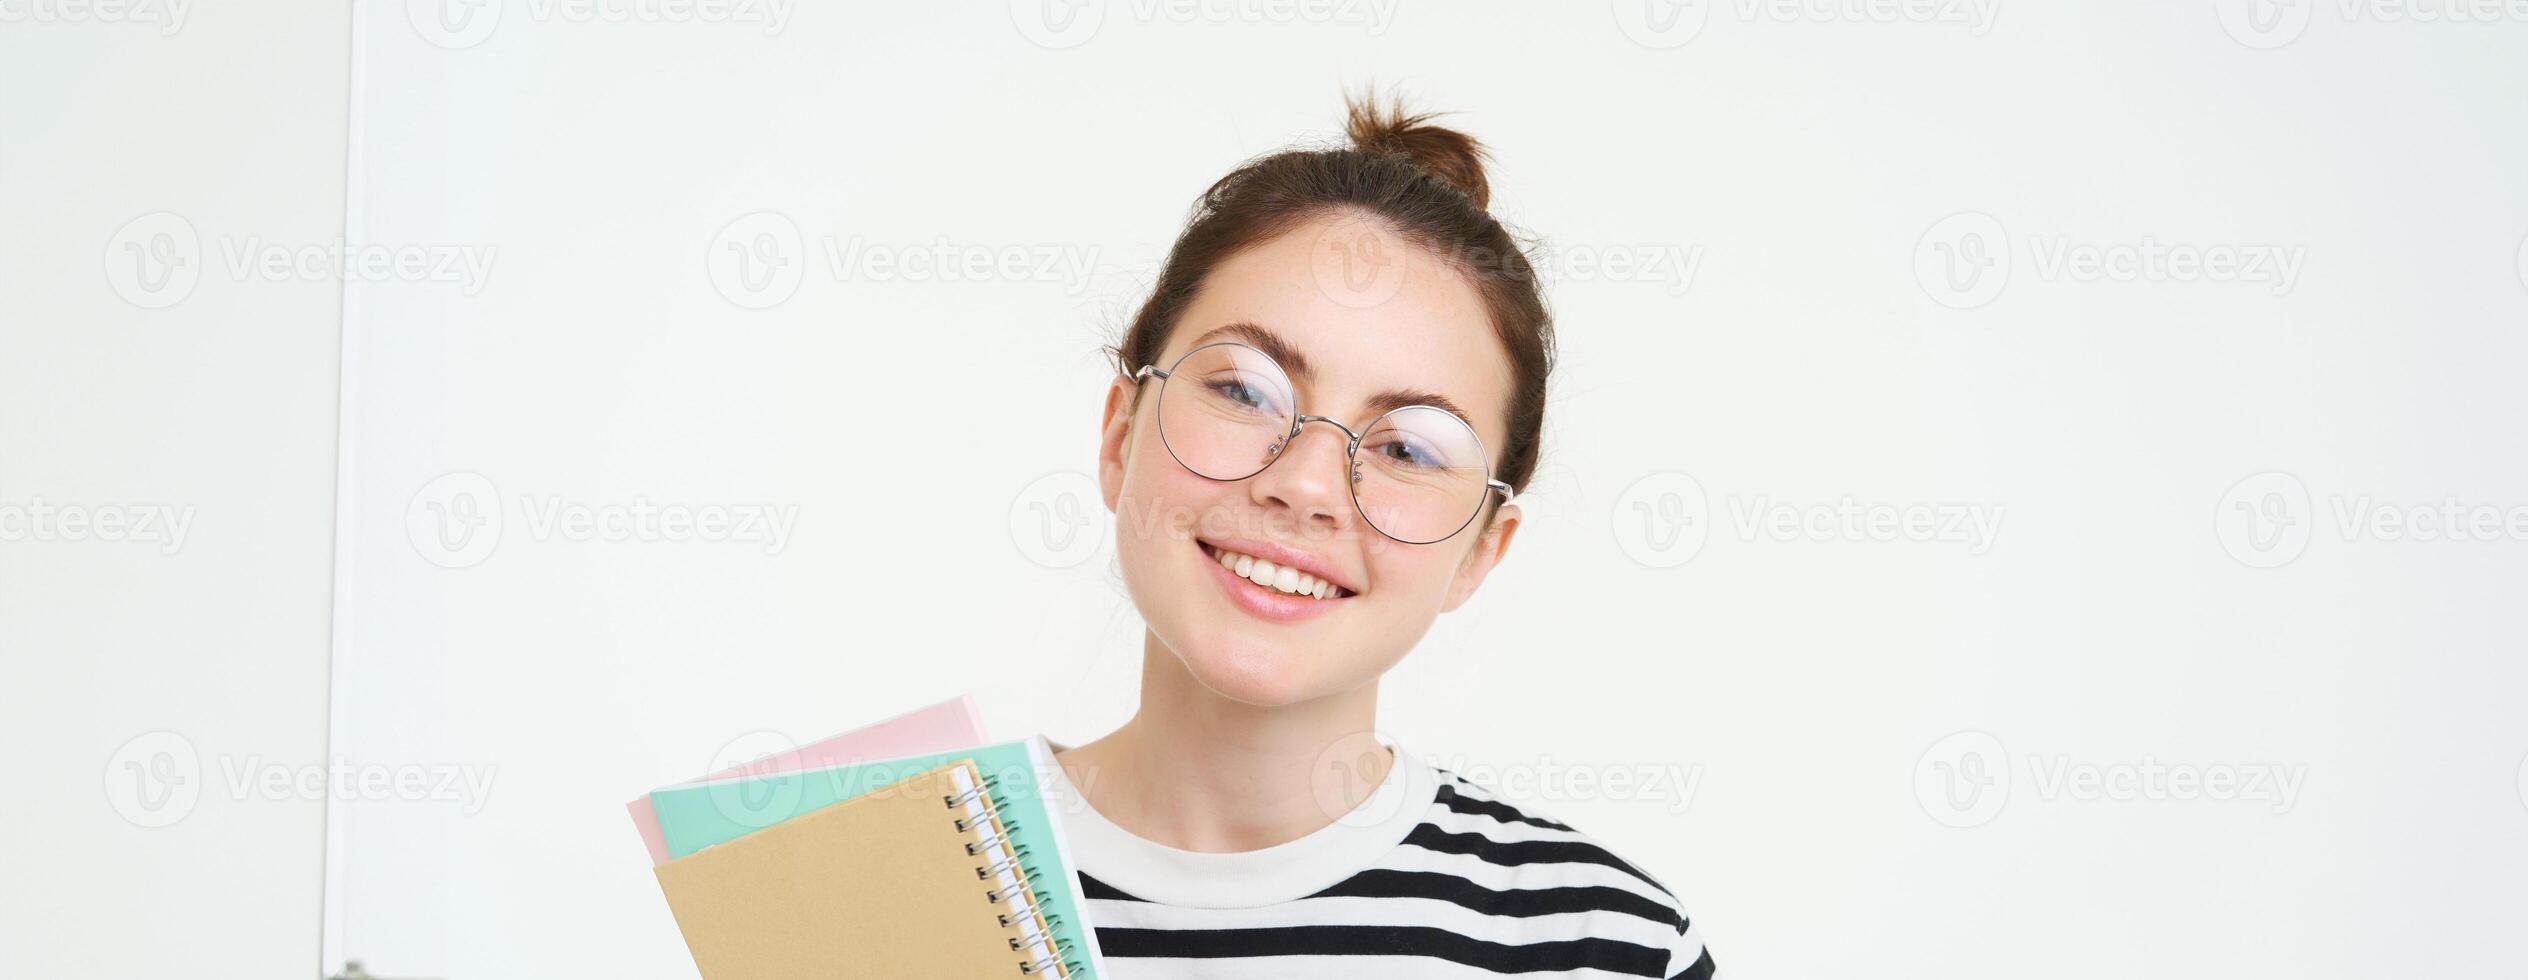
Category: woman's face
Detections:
[{"x1": 1096, "y1": 210, "x2": 1525, "y2": 708}]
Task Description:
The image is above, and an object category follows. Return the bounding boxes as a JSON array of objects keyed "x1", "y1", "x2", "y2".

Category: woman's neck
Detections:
[{"x1": 1057, "y1": 631, "x2": 1393, "y2": 853}]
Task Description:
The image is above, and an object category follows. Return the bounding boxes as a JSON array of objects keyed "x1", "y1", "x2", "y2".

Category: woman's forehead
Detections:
[{"x1": 1166, "y1": 218, "x2": 1513, "y2": 445}]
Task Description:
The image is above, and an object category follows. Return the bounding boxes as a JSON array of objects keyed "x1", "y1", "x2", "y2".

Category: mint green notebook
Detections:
[{"x1": 649, "y1": 737, "x2": 1105, "y2": 979}]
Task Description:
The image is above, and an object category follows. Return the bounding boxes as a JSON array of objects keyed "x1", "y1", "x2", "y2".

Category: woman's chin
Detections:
[{"x1": 1175, "y1": 636, "x2": 1337, "y2": 708}]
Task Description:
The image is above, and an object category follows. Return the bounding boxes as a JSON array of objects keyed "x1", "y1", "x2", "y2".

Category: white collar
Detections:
[{"x1": 1039, "y1": 741, "x2": 1440, "y2": 909}]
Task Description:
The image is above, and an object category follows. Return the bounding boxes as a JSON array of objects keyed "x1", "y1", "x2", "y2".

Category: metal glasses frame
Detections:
[{"x1": 1131, "y1": 341, "x2": 1515, "y2": 545}]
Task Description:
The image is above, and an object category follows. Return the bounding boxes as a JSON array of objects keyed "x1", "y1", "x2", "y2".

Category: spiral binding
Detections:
[{"x1": 945, "y1": 770, "x2": 1082, "y2": 978}]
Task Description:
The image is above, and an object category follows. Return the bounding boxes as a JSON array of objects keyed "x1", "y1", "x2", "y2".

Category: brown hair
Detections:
[{"x1": 1105, "y1": 92, "x2": 1555, "y2": 520}]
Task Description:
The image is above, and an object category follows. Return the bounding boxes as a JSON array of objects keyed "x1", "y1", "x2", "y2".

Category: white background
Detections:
[{"x1": 6, "y1": 2, "x2": 2528, "y2": 978}]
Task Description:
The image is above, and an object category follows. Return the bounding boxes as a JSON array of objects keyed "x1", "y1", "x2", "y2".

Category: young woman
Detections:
[{"x1": 1049, "y1": 96, "x2": 1716, "y2": 979}]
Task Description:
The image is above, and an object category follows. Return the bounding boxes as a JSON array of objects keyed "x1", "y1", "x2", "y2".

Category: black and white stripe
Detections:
[{"x1": 1075, "y1": 771, "x2": 1716, "y2": 979}]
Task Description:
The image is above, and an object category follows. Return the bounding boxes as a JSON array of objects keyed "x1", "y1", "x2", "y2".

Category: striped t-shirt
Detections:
[{"x1": 1042, "y1": 751, "x2": 1716, "y2": 979}]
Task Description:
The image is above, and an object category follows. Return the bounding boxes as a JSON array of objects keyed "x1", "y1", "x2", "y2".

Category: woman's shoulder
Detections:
[
  {"x1": 1418, "y1": 765, "x2": 1690, "y2": 908},
  {"x1": 1405, "y1": 765, "x2": 1719, "y2": 979}
]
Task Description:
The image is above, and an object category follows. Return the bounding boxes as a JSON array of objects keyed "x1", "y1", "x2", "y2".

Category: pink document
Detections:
[{"x1": 626, "y1": 695, "x2": 988, "y2": 865}]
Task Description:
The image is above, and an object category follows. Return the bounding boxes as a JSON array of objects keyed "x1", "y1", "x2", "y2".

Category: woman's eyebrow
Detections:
[
  {"x1": 1188, "y1": 321, "x2": 1314, "y2": 381},
  {"x1": 1360, "y1": 388, "x2": 1478, "y2": 429},
  {"x1": 1186, "y1": 321, "x2": 1480, "y2": 430}
]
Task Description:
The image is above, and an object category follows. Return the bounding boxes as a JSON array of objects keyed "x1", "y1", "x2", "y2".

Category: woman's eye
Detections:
[
  {"x1": 1208, "y1": 377, "x2": 1279, "y2": 414},
  {"x1": 1374, "y1": 436, "x2": 1438, "y2": 468}
]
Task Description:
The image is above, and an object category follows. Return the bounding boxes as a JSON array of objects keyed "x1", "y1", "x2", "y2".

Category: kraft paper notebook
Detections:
[
  {"x1": 624, "y1": 695, "x2": 987, "y2": 865},
  {"x1": 649, "y1": 739, "x2": 1105, "y2": 979}
]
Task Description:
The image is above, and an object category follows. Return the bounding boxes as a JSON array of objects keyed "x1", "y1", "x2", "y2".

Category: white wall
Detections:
[
  {"x1": 0, "y1": 5, "x2": 350, "y2": 979},
  {"x1": 13, "y1": 2, "x2": 2528, "y2": 978}
]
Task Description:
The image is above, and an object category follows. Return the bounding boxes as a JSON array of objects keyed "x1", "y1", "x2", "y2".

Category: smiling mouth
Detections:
[{"x1": 1199, "y1": 541, "x2": 1357, "y2": 600}]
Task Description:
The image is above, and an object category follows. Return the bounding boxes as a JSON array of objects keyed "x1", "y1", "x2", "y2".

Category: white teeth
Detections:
[{"x1": 1207, "y1": 544, "x2": 1345, "y2": 600}]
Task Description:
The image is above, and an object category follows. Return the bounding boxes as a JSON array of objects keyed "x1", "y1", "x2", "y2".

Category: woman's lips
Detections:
[{"x1": 1198, "y1": 540, "x2": 1354, "y2": 623}]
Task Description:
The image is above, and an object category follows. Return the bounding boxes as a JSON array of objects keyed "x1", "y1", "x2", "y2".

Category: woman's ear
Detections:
[
  {"x1": 1096, "y1": 374, "x2": 1138, "y2": 513},
  {"x1": 1439, "y1": 501, "x2": 1520, "y2": 613}
]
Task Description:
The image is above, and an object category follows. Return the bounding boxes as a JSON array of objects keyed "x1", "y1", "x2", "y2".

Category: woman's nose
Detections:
[{"x1": 1248, "y1": 417, "x2": 1355, "y2": 531}]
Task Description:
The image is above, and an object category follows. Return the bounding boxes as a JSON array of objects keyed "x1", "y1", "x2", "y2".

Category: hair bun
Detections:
[{"x1": 1344, "y1": 94, "x2": 1492, "y2": 210}]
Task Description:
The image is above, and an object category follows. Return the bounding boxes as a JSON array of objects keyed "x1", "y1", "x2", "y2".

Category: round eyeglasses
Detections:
[{"x1": 1131, "y1": 341, "x2": 1514, "y2": 545}]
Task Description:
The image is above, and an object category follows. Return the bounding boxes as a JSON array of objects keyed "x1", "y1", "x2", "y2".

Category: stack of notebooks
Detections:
[{"x1": 628, "y1": 698, "x2": 1107, "y2": 979}]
